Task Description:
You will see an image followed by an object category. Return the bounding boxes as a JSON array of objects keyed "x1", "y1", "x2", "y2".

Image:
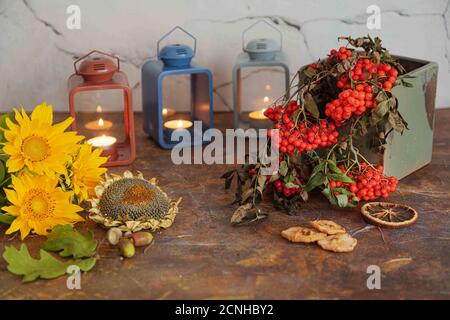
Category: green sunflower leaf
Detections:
[
  {"x1": 0, "y1": 113, "x2": 12, "y2": 143},
  {"x1": 0, "y1": 213, "x2": 15, "y2": 225},
  {"x1": 43, "y1": 224, "x2": 98, "y2": 259},
  {"x1": 2, "y1": 244, "x2": 96, "y2": 282}
]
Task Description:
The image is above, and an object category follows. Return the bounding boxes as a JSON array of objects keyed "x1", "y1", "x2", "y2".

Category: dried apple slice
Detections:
[
  {"x1": 317, "y1": 233, "x2": 357, "y2": 253},
  {"x1": 309, "y1": 220, "x2": 346, "y2": 235},
  {"x1": 281, "y1": 226, "x2": 327, "y2": 243},
  {"x1": 360, "y1": 202, "x2": 418, "y2": 228}
]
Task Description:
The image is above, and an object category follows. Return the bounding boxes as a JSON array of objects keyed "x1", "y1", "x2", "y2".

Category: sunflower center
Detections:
[
  {"x1": 23, "y1": 189, "x2": 55, "y2": 221},
  {"x1": 123, "y1": 184, "x2": 155, "y2": 206},
  {"x1": 22, "y1": 136, "x2": 51, "y2": 162}
]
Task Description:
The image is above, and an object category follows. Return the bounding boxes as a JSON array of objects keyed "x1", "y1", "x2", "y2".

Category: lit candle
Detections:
[
  {"x1": 85, "y1": 117, "x2": 113, "y2": 130},
  {"x1": 263, "y1": 96, "x2": 270, "y2": 103},
  {"x1": 96, "y1": 105, "x2": 103, "y2": 113},
  {"x1": 87, "y1": 135, "x2": 117, "y2": 148},
  {"x1": 87, "y1": 135, "x2": 118, "y2": 160},
  {"x1": 163, "y1": 119, "x2": 193, "y2": 130},
  {"x1": 162, "y1": 107, "x2": 176, "y2": 117},
  {"x1": 248, "y1": 108, "x2": 267, "y2": 120}
]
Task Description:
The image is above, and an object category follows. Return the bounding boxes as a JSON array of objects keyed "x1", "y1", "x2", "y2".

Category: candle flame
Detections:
[
  {"x1": 176, "y1": 120, "x2": 183, "y2": 128},
  {"x1": 162, "y1": 108, "x2": 168, "y2": 115},
  {"x1": 98, "y1": 118, "x2": 104, "y2": 127},
  {"x1": 96, "y1": 105, "x2": 103, "y2": 113},
  {"x1": 263, "y1": 96, "x2": 270, "y2": 103}
]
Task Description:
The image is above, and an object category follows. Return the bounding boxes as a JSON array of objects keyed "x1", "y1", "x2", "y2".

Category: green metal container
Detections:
[{"x1": 362, "y1": 56, "x2": 438, "y2": 179}]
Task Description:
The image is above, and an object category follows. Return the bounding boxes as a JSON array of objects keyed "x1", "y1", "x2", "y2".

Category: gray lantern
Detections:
[{"x1": 232, "y1": 20, "x2": 290, "y2": 129}]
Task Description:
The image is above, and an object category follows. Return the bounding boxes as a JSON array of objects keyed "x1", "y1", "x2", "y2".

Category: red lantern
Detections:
[{"x1": 68, "y1": 50, "x2": 136, "y2": 166}]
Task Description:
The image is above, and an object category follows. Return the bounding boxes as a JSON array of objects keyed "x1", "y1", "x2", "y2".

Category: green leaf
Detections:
[
  {"x1": 326, "y1": 160, "x2": 343, "y2": 175},
  {"x1": 333, "y1": 187, "x2": 354, "y2": 196},
  {"x1": 0, "y1": 113, "x2": 12, "y2": 143},
  {"x1": 328, "y1": 173, "x2": 353, "y2": 183},
  {"x1": 2, "y1": 244, "x2": 96, "y2": 282},
  {"x1": 0, "y1": 213, "x2": 15, "y2": 225},
  {"x1": 321, "y1": 187, "x2": 337, "y2": 206},
  {"x1": 336, "y1": 194, "x2": 348, "y2": 207},
  {"x1": 279, "y1": 161, "x2": 288, "y2": 176},
  {"x1": 304, "y1": 93, "x2": 320, "y2": 118},
  {"x1": 401, "y1": 79, "x2": 414, "y2": 87},
  {"x1": 43, "y1": 225, "x2": 97, "y2": 259},
  {"x1": 0, "y1": 162, "x2": 5, "y2": 183},
  {"x1": 310, "y1": 161, "x2": 326, "y2": 178},
  {"x1": 304, "y1": 172, "x2": 326, "y2": 192}
]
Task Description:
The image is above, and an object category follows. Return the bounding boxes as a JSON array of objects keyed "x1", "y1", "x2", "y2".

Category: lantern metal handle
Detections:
[
  {"x1": 157, "y1": 26, "x2": 197, "y2": 59},
  {"x1": 73, "y1": 50, "x2": 120, "y2": 74},
  {"x1": 242, "y1": 19, "x2": 283, "y2": 51}
]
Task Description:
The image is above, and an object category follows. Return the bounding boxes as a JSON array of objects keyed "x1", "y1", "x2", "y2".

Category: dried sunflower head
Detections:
[{"x1": 88, "y1": 171, "x2": 181, "y2": 232}]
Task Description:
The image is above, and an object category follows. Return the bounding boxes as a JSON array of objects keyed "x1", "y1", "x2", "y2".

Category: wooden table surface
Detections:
[{"x1": 0, "y1": 110, "x2": 449, "y2": 300}]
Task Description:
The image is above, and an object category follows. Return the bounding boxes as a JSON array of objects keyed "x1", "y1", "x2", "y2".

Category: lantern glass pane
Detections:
[
  {"x1": 239, "y1": 66, "x2": 286, "y2": 112},
  {"x1": 72, "y1": 88, "x2": 127, "y2": 143},
  {"x1": 162, "y1": 74, "x2": 192, "y2": 114},
  {"x1": 160, "y1": 73, "x2": 212, "y2": 146}
]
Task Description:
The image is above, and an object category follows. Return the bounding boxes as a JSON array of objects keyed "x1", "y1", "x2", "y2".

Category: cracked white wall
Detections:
[{"x1": 0, "y1": 0, "x2": 448, "y2": 112}]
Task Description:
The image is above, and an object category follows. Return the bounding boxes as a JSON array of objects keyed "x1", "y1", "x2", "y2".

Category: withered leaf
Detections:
[
  {"x1": 388, "y1": 111, "x2": 405, "y2": 133},
  {"x1": 241, "y1": 188, "x2": 255, "y2": 202},
  {"x1": 303, "y1": 66, "x2": 317, "y2": 78},
  {"x1": 304, "y1": 93, "x2": 319, "y2": 118},
  {"x1": 269, "y1": 172, "x2": 280, "y2": 182},
  {"x1": 374, "y1": 100, "x2": 389, "y2": 118},
  {"x1": 256, "y1": 175, "x2": 267, "y2": 195},
  {"x1": 230, "y1": 203, "x2": 266, "y2": 226},
  {"x1": 221, "y1": 170, "x2": 235, "y2": 190},
  {"x1": 373, "y1": 51, "x2": 381, "y2": 65}
]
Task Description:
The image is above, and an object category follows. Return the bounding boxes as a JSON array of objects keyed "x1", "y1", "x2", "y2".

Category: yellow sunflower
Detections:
[
  {"x1": 2, "y1": 102, "x2": 83, "y2": 176},
  {"x1": 70, "y1": 143, "x2": 108, "y2": 202},
  {"x1": 2, "y1": 173, "x2": 84, "y2": 240}
]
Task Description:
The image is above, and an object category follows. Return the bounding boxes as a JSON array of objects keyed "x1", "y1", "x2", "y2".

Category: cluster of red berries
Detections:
[
  {"x1": 264, "y1": 101, "x2": 339, "y2": 155},
  {"x1": 273, "y1": 179, "x2": 303, "y2": 198},
  {"x1": 274, "y1": 120, "x2": 339, "y2": 155},
  {"x1": 330, "y1": 163, "x2": 398, "y2": 201},
  {"x1": 337, "y1": 58, "x2": 399, "y2": 92},
  {"x1": 264, "y1": 100, "x2": 301, "y2": 126},
  {"x1": 329, "y1": 46, "x2": 353, "y2": 61},
  {"x1": 325, "y1": 83, "x2": 375, "y2": 123}
]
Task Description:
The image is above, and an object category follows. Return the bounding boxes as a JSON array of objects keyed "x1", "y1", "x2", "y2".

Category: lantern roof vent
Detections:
[
  {"x1": 159, "y1": 44, "x2": 194, "y2": 68},
  {"x1": 244, "y1": 38, "x2": 279, "y2": 61},
  {"x1": 74, "y1": 51, "x2": 120, "y2": 83},
  {"x1": 157, "y1": 26, "x2": 197, "y2": 68}
]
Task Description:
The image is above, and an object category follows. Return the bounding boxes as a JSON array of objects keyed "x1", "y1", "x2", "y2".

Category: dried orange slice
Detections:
[{"x1": 360, "y1": 202, "x2": 418, "y2": 228}]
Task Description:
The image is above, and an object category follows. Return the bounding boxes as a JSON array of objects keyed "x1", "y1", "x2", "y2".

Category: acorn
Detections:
[
  {"x1": 107, "y1": 227, "x2": 123, "y2": 245},
  {"x1": 119, "y1": 239, "x2": 135, "y2": 258},
  {"x1": 131, "y1": 232, "x2": 153, "y2": 247}
]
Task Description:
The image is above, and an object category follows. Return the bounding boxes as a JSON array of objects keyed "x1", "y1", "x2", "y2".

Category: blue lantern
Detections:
[{"x1": 142, "y1": 26, "x2": 214, "y2": 149}]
